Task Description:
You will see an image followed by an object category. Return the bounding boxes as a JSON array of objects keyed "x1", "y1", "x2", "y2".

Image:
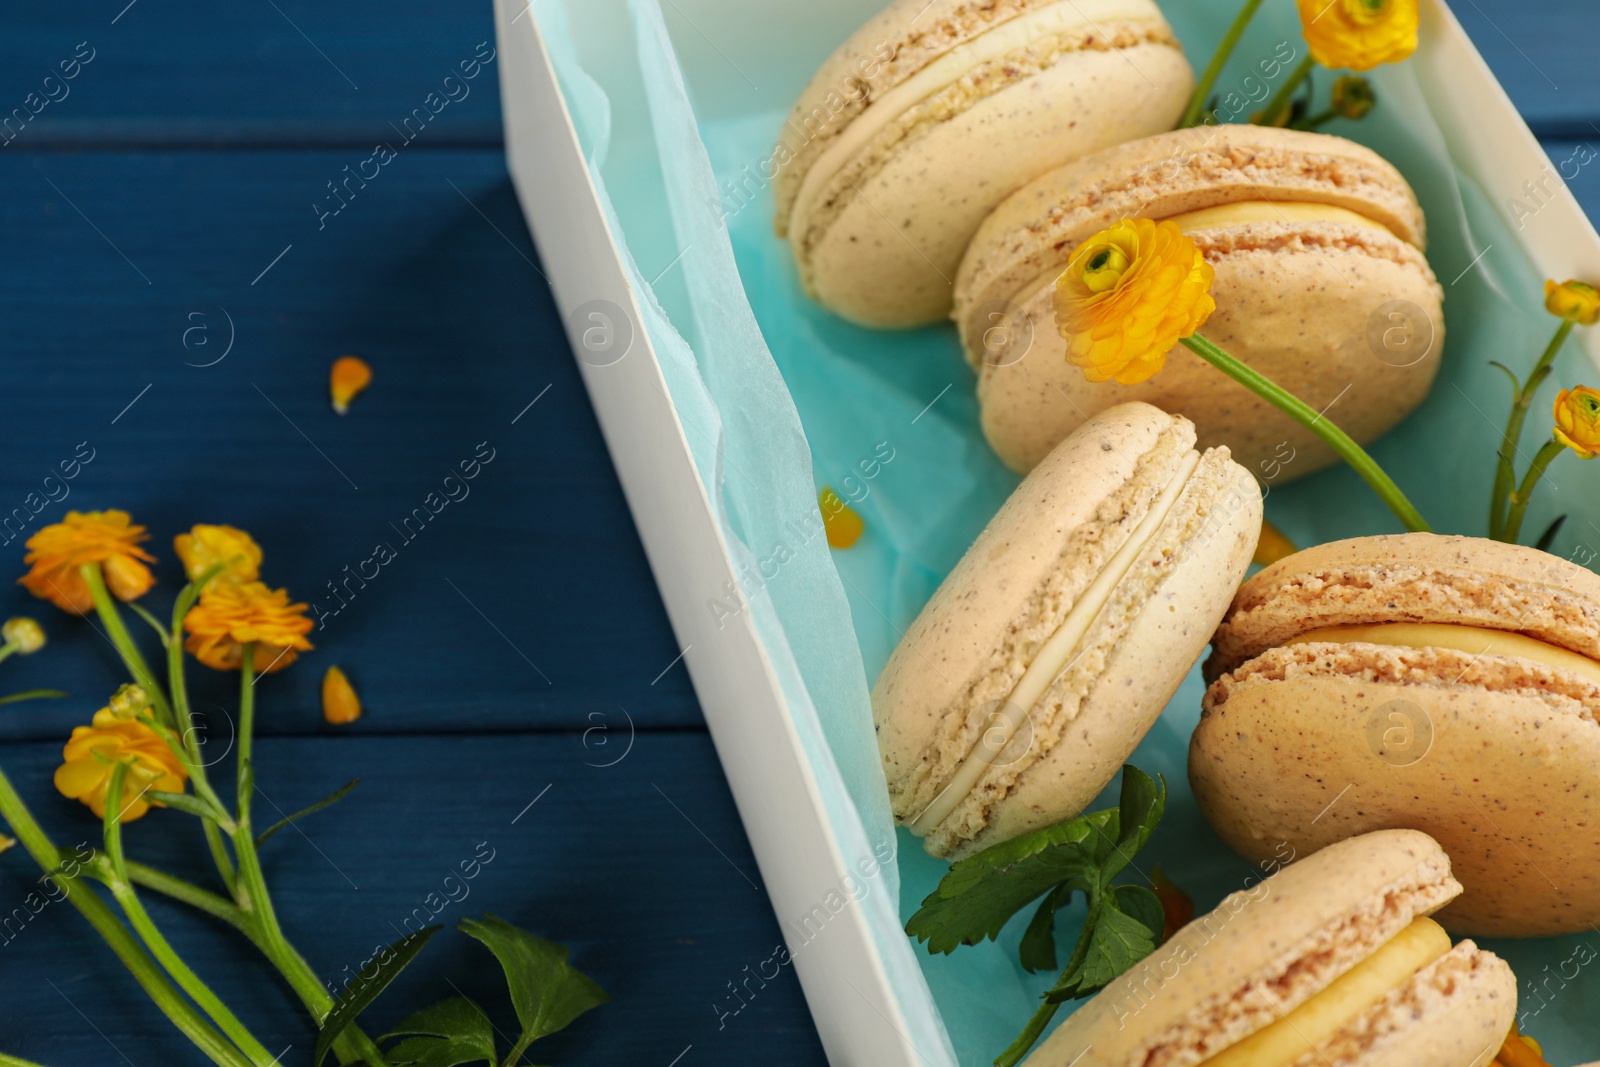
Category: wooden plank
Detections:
[
  {"x1": 0, "y1": 730, "x2": 827, "y2": 1065},
  {"x1": 0, "y1": 148, "x2": 702, "y2": 739},
  {"x1": 1456, "y1": 0, "x2": 1599, "y2": 136},
  {"x1": 0, "y1": 1, "x2": 501, "y2": 147}
]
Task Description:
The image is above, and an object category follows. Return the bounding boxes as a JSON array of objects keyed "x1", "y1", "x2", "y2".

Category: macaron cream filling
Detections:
[
  {"x1": 789, "y1": 0, "x2": 1169, "y2": 249},
  {"x1": 906, "y1": 448, "x2": 1202, "y2": 836},
  {"x1": 1284, "y1": 622, "x2": 1600, "y2": 688},
  {"x1": 1198, "y1": 917, "x2": 1453, "y2": 1067}
]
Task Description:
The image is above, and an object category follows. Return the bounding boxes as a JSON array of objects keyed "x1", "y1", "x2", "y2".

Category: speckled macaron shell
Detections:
[
  {"x1": 775, "y1": 0, "x2": 1192, "y2": 328},
  {"x1": 1193, "y1": 534, "x2": 1600, "y2": 936},
  {"x1": 873, "y1": 402, "x2": 1261, "y2": 858},
  {"x1": 1024, "y1": 830, "x2": 1518, "y2": 1067},
  {"x1": 952, "y1": 126, "x2": 1442, "y2": 477}
]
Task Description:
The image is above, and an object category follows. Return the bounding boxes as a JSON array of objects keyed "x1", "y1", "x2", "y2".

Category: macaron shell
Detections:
[
  {"x1": 1025, "y1": 830, "x2": 1460, "y2": 1067},
  {"x1": 1289, "y1": 941, "x2": 1515, "y2": 1067},
  {"x1": 1192, "y1": 642, "x2": 1600, "y2": 936},
  {"x1": 972, "y1": 220, "x2": 1443, "y2": 475},
  {"x1": 875, "y1": 402, "x2": 1186, "y2": 824},
  {"x1": 800, "y1": 39, "x2": 1190, "y2": 327},
  {"x1": 955, "y1": 125, "x2": 1426, "y2": 335},
  {"x1": 775, "y1": 0, "x2": 1071, "y2": 233},
  {"x1": 1209, "y1": 533, "x2": 1600, "y2": 677},
  {"x1": 945, "y1": 449, "x2": 1261, "y2": 855}
]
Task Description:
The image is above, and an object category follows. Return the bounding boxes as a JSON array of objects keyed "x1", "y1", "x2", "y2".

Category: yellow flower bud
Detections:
[
  {"x1": 1554, "y1": 386, "x2": 1600, "y2": 459},
  {"x1": 1330, "y1": 75, "x2": 1376, "y2": 119},
  {"x1": 330, "y1": 355, "x2": 373, "y2": 415},
  {"x1": 106, "y1": 683, "x2": 151, "y2": 721},
  {"x1": 174, "y1": 524, "x2": 263, "y2": 585},
  {"x1": 1296, "y1": 0, "x2": 1418, "y2": 72},
  {"x1": 820, "y1": 487, "x2": 865, "y2": 549},
  {"x1": 1545, "y1": 279, "x2": 1600, "y2": 326},
  {"x1": 322, "y1": 666, "x2": 362, "y2": 725},
  {"x1": 2, "y1": 617, "x2": 45, "y2": 655},
  {"x1": 1053, "y1": 218, "x2": 1216, "y2": 386}
]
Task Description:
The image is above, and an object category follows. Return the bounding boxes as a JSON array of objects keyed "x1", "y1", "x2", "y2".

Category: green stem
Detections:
[
  {"x1": 1255, "y1": 54, "x2": 1314, "y2": 127},
  {"x1": 1491, "y1": 320, "x2": 1575, "y2": 538},
  {"x1": 0, "y1": 1053, "x2": 53, "y2": 1067},
  {"x1": 1503, "y1": 438, "x2": 1567, "y2": 544},
  {"x1": 126, "y1": 861, "x2": 251, "y2": 935},
  {"x1": 1291, "y1": 108, "x2": 1336, "y2": 131},
  {"x1": 995, "y1": 896, "x2": 1105, "y2": 1067},
  {"x1": 0, "y1": 765, "x2": 254, "y2": 1067},
  {"x1": 230, "y1": 648, "x2": 388, "y2": 1067},
  {"x1": 81, "y1": 563, "x2": 174, "y2": 728},
  {"x1": 102, "y1": 765, "x2": 278, "y2": 1067},
  {"x1": 168, "y1": 585, "x2": 238, "y2": 894},
  {"x1": 1182, "y1": 335, "x2": 1431, "y2": 531},
  {"x1": 0, "y1": 642, "x2": 18, "y2": 667},
  {"x1": 1178, "y1": 0, "x2": 1266, "y2": 128}
]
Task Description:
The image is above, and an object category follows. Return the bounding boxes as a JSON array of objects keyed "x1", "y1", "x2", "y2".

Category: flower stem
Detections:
[
  {"x1": 1178, "y1": 0, "x2": 1267, "y2": 128},
  {"x1": 0, "y1": 1053, "x2": 53, "y2": 1067},
  {"x1": 1182, "y1": 335, "x2": 1431, "y2": 531},
  {"x1": 0, "y1": 764, "x2": 254, "y2": 1067},
  {"x1": 102, "y1": 765, "x2": 278, "y2": 1067},
  {"x1": 167, "y1": 585, "x2": 239, "y2": 894},
  {"x1": 994, "y1": 895, "x2": 1104, "y2": 1067},
  {"x1": 1291, "y1": 108, "x2": 1336, "y2": 131},
  {"x1": 126, "y1": 861, "x2": 251, "y2": 935},
  {"x1": 230, "y1": 648, "x2": 390, "y2": 1067},
  {"x1": 81, "y1": 563, "x2": 175, "y2": 728},
  {"x1": 1256, "y1": 55, "x2": 1315, "y2": 127},
  {"x1": 1503, "y1": 438, "x2": 1567, "y2": 544},
  {"x1": 1491, "y1": 320, "x2": 1575, "y2": 539}
]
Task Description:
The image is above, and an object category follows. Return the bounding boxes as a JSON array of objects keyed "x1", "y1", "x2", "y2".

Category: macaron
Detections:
[
  {"x1": 873, "y1": 402, "x2": 1260, "y2": 858},
  {"x1": 954, "y1": 125, "x2": 1444, "y2": 478},
  {"x1": 774, "y1": 0, "x2": 1193, "y2": 329},
  {"x1": 1192, "y1": 533, "x2": 1600, "y2": 937},
  {"x1": 1025, "y1": 829, "x2": 1517, "y2": 1067}
]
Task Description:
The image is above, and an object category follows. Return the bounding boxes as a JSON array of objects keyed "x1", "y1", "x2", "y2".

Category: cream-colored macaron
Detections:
[
  {"x1": 954, "y1": 125, "x2": 1444, "y2": 478},
  {"x1": 774, "y1": 0, "x2": 1192, "y2": 328},
  {"x1": 873, "y1": 402, "x2": 1260, "y2": 858},
  {"x1": 1024, "y1": 830, "x2": 1517, "y2": 1067},
  {"x1": 1192, "y1": 533, "x2": 1600, "y2": 937}
]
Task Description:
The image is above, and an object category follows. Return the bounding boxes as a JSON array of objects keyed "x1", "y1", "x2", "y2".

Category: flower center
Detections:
[
  {"x1": 1082, "y1": 245, "x2": 1131, "y2": 294},
  {"x1": 1579, "y1": 393, "x2": 1600, "y2": 424}
]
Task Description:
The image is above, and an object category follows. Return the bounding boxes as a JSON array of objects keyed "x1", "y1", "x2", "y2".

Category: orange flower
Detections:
[
  {"x1": 1554, "y1": 386, "x2": 1600, "y2": 459},
  {"x1": 183, "y1": 580, "x2": 314, "y2": 673},
  {"x1": 330, "y1": 355, "x2": 372, "y2": 415},
  {"x1": 54, "y1": 708, "x2": 188, "y2": 821},
  {"x1": 1296, "y1": 0, "x2": 1418, "y2": 72},
  {"x1": 1053, "y1": 218, "x2": 1216, "y2": 385},
  {"x1": 20, "y1": 510, "x2": 156, "y2": 614},
  {"x1": 173, "y1": 524, "x2": 262, "y2": 585}
]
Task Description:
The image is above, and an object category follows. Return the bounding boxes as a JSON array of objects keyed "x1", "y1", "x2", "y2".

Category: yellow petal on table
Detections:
[
  {"x1": 322, "y1": 665, "x2": 362, "y2": 725},
  {"x1": 820, "y1": 488, "x2": 864, "y2": 550},
  {"x1": 330, "y1": 355, "x2": 373, "y2": 415}
]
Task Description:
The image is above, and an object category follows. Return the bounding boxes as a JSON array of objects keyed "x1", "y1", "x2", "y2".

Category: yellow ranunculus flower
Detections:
[
  {"x1": 1053, "y1": 218, "x2": 1216, "y2": 385},
  {"x1": 183, "y1": 580, "x2": 314, "y2": 673},
  {"x1": 55, "y1": 708, "x2": 188, "y2": 820},
  {"x1": 1554, "y1": 386, "x2": 1600, "y2": 459},
  {"x1": 173, "y1": 524, "x2": 263, "y2": 585},
  {"x1": 1545, "y1": 279, "x2": 1600, "y2": 325},
  {"x1": 1296, "y1": 0, "x2": 1418, "y2": 72},
  {"x1": 19, "y1": 510, "x2": 156, "y2": 614}
]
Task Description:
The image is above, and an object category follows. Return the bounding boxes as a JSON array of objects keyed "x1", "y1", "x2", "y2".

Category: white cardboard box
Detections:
[{"x1": 492, "y1": 2, "x2": 1600, "y2": 1063}]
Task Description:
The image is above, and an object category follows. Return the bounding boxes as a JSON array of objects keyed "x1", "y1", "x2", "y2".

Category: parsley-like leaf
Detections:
[{"x1": 906, "y1": 766, "x2": 1169, "y2": 1067}]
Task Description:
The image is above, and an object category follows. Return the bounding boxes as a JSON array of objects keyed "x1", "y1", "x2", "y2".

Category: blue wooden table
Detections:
[{"x1": 0, "y1": 2, "x2": 1593, "y2": 1064}]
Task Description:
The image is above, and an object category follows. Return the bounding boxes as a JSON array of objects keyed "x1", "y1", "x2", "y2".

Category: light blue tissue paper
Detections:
[{"x1": 533, "y1": 0, "x2": 1600, "y2": 1062}]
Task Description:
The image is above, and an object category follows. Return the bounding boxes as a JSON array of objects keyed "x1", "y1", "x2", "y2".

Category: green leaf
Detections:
[
  {"x1": 1488, "y1": 360, "x2": 1521, "y2": 394},
  {"x1": 382, "y1": 996, "x2": 496, "y2": 1067},
  {"x1": 0, "y1": 689, "x2": 69, "y2": 708},
  {"x1": 145, "y1": 791, "x2": 232, "y2": 826},
  {"x1": 126, "y1": 601, "x2": 172, "y2": 646},
  {"x1": 904, "y1": 809, "x2": 1116, "y2": 955},
  {"x1": 1112, "y1": 883, "x2": 1165, "y2": 943},
  {"x1": 1017, "y1": 885, "x2": 1069, "y2": 974},
  {"x1": 1100, "y1": 767, "x2": 1166, "y2": 886},
  {"x1": 256, "y1": 779, "x2": 360, "y2": 847},
  {"x1": 1536, "y1": 515, "x2": 1569, "y2": 553},
  {"x1": 313, "y1": 926, "x2": 442, "y2": 1067},
  {"x1": 1045, "y1": 898, "x2": 1159, "y2": 1004},
  {"x1": 459, "y1": 914, "x2": 608, "y2": 1052}
]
